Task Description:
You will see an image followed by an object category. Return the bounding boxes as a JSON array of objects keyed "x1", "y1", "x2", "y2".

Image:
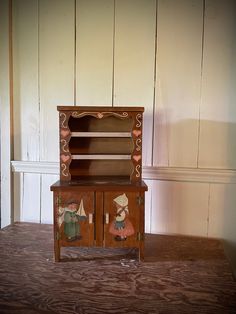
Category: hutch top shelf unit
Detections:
[{"x1": 58, "y1": 106, "x2": 144, "y2": 183}]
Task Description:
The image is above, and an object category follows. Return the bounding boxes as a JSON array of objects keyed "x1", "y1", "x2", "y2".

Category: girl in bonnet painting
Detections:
[{"x1": 109, "y1": 193, "x2": 135, "y2": 241}]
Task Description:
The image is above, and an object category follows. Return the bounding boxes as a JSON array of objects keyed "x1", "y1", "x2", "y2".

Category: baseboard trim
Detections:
[{"x1": 11, "y1": 160, "x2": 236, "y2": 184}]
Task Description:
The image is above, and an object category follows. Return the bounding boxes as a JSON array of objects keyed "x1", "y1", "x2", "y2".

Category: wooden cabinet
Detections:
[{"x1": 51, "y1": 106, "x2": 148, "y2": 261}]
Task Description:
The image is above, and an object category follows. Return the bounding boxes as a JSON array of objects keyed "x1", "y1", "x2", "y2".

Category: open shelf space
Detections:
[
  {"x1": 69, "y1": 159, "x2": 133, "y2": 180},
  {"x1": 71, "y1": 155, "x2": 131, "y2": 160},
  {"x1": 71, "y1": 132, "x2": 131, "y2": 137},
  {"x1": 69, "y1": 137, "x2": 134, "y2": 155}
]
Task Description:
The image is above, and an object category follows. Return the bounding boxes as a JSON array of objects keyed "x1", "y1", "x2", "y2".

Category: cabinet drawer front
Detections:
[
  {"x1": 103, "y1": 191, "x2": 144, "y2": 248},
  {"x1": 55, "y1": 191, "x2": 95, "y2": 247}
]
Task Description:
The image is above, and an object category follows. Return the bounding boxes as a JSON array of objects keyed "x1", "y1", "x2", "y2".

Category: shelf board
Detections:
[
  {"x1": 71, "y1": 132, "x2": 131, "y2": 138},
  {"x1": 71, "y1": 155, "x2": 131, "y2": 160}
]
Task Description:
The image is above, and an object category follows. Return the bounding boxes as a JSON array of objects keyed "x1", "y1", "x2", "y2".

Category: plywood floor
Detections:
[{"x1": 0, "y1": 223, "x2": 236, "y2": 314}]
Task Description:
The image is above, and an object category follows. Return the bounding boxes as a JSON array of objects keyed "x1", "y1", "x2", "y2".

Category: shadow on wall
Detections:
[
  {"x1": 152, "y1": 115, "x2": 236, "y2": 169},
  {"x1": 148, "y1": 115, "x2": 236, "y2": 276},
  {"x1": 222, "y1": 184, "x2": 236, "y2": 279}
]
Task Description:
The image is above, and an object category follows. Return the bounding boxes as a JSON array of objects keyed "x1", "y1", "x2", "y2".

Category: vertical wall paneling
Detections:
[
  {"x1": 208, "y1": 183, "x2": 236, "y2": 277},
  {"x1": 9, "y1": 0, "x2": 236, "y2": 276},
  {"x1": 21, "y1": 173, "x2": 41, "y2": 222},
  {"x1": 143, "y1": 179, "x2": 153, "y2": 233},
  {"x1": 13, "y1": 173, "x2": 21, "y2": 222},
  {"x1": 150, "y1": 181, "x2": 209, "y2": 237},
  {"x1": 39, "y1": 0, "x2": 75, "y2": 223},
  {"x1": 114, "y1": 0, "x2": 156, "y2": 166},
  {"x1": 199, "y1": 0, "x2": 236, "y2": 169},
  {"x1": 76, "y1": 0, "x2": 114, "y2": 106},
  {"x1": 13, "y1": 0, "x2": 40, "y2": 161},
  {"x1": 12, "y1": 0, "x2": 41, "y2": 223},
  {"x1": 208, "y1": 183, "x2": 236, "y2": 239},
  {"x1": 153, "y1": 0, "x2": 203, "y2": 167},
  {"x1": 41, "y1": 174, "x2": 59, "y2": 224},
  {"x1": 39, "y1": 0, "x2": 74, "y2": 162},
  {"x1": 0, "y1": 0, "x2": 12, "y2": 227}
]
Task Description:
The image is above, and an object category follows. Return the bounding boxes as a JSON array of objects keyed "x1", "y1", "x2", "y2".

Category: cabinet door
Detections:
[
  {"x1": 55, "y1": 191, "x2": 95, "y2": 247},
  {"x1": 103, "y1": 191, "x2": 144, "y2": 248}
]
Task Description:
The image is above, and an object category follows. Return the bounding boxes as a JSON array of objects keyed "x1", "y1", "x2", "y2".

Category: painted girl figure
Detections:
[
  {"x1": 109, "y1": 193, "x2": 134, "y2": 241},
  {"x1": 58, "y1": 199, "x2": 87, "y2": 241}
]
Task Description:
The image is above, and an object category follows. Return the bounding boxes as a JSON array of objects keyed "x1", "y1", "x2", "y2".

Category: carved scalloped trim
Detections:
[
  {"x1": 135, "y1": 165, "x2": 141, "y2": 178},
  {"x1": 71, "y1": 111, "x2": 129, "y2": 119},
  {"x1": 60, "y1": 112, "x2": 68, "y2": 128},
  {"x1": 61, "y1": 163, "x2": 69, "y2": 177},
  {"x1": 135, "y1": 113, "x2": 142, "y2": 128}
]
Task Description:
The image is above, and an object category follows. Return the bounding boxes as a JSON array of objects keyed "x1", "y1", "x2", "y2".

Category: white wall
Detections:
[
  {"x1": 0, "y1": 0, "x2": 13, "y2": 228},
  {"x1": 1, "y1": 0, "x2": 236, "y2": 273}
]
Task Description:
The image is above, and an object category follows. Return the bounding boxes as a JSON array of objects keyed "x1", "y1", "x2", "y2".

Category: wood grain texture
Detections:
[{"x1": 0, "y1": 223, "x2": 235, "y2": 314}]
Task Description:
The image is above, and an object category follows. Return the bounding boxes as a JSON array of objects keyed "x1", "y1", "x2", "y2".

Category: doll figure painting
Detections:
[
  {"x1": 109, "y1": 193, "x2": 134, "y2": 241},
  {"x1": 58, "y1": 199, "x2": 87, "y2": 241}
]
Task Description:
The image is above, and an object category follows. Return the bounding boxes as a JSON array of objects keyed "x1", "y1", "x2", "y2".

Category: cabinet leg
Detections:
[
  {"x1": 139, "y1": 247, "x2": 144, "y2": 262},
  {"x1": 139, "y1": 240, "x2": 144, "y2": 262},
  {"x1": 54, "y1": 240, "x2": 60, "y2": 262}
]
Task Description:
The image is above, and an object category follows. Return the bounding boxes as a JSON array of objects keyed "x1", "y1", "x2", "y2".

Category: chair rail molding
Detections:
[{"x1": 11, "y1": 160, "x2": 236, "y2": 184}]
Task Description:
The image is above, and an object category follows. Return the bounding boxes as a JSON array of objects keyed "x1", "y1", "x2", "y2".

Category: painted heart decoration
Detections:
[
  {"x1": 61, "y1": 154, "x2": 70, "y2": 163},
  {"x1": 97, "y1": 112, "x2": 104, "y2": 119},
  {"x1": 133, "y1": 129, "x2": 141, "y2": 137},
  {"x1": 61, "y1": 129, "x2": 70, "y2": 138},
  {"x1": 133, "y1": 155, "x2": 141, "y2": 162}
]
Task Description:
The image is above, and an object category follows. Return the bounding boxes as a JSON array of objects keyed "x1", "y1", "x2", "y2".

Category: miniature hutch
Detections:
[{"x1": 50, "y1": 106, "x2": 148, "y2": 261}]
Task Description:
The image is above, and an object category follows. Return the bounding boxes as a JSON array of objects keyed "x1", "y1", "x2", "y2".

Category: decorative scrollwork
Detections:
[
  {"x1": 61, "y1": 163, "x2": 69, "y2": 177},
  {"x1": 135, "y1": 165, "x2": 141, "y2": 178},
  {"x1": 136, "y1": 113, "x2": 142, "y2": 128},
  {"x1": 61, "y1": 139, "x2": 69, "y2": 153},
  {"x1": 136, "y1": 138, "x2": 141, "y2": 151},
  {"x1": 71, "y1": 111, "x2": 129, "y2": 119},
  {"x1": 60, "y1": 113, "x2": 67, "y2": 128}
]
